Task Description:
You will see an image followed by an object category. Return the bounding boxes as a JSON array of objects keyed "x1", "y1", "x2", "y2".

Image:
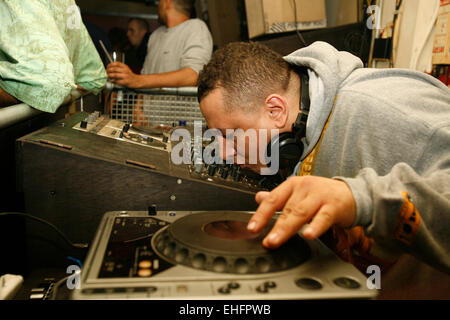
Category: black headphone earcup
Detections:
[{"x1": 277, "y1": 133, "x2": 304, "y2": 171}]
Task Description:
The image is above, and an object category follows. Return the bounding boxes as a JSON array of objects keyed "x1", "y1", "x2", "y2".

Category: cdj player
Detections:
[{"x1": 72, "y1": 210, "x2": 378, "y2": 300}]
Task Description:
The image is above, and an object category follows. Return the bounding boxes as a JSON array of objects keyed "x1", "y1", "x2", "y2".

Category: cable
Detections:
[
  {"x1": 0, "y1": 212, "x2": 88, "y2": 250},
  {"x1": 49, "y1": 275, "x2": 71, "y2": 300},
  {"x1": 292, "y1": 0, "x2": 308, "y2": 47}
]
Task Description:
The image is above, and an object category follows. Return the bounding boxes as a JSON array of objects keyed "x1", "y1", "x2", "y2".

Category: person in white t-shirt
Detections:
[{"x1": 106, "y1": 0, "x2": 213, "y2": 89}]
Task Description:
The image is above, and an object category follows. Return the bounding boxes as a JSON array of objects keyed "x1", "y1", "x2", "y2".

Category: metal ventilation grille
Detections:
[{"x1": 108, "y1": 87, "x2": 205, "y2": 127}]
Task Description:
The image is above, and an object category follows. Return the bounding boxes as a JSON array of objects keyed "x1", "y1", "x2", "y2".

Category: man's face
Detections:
[
  {"x1": 127, "y1": 20, "x2": 146, "y2": 47},
  {"x1": 200, "y1": 88, "x2": 280, "y2": 171}
]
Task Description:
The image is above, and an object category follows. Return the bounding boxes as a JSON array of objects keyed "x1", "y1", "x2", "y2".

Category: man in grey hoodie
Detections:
[{"x1": 197, "y1": 41, "x2": 450, "y2": 280}]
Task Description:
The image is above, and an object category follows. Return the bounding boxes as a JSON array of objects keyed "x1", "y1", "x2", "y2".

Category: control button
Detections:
[
  {"x1": 169, "y1": 212, "x2": 176, "y2": 216},
  {"x1": 133, "y1": 287, "x2": 157, "y2": 293},
  {"x1": 192, "y1": 253, "x2": 206, "y2": 269},
  {"x1": 220, "y1": 168, "x2": 229, "y2": 179},
  {"x1": 163, "y1": 242, "x2": 175, "y2": 257},
  {"x1": 139, "y1": 260, "x2": 152, "y2": 269},
  {"x1": 148, "y1": 205, "x2": 157, "y2": 216},
  {"x1": 296, "y1": 278, "x2": 323, "y2": 290},
  {"x1": 147, "y1": 137, "x2": 154, "y2": 143},
  {"x1": 194, "y1": 163, "x2": 204, "y2": 174},
  {"x1": 137, "y1": 269, "x2": 152, "y2": 277},
  {"x1": 87, "y1": 114, "x2": 96, "y2": 123},
  {"x1": 230, "y1": 166, "x2": 239, "y2": 178},
  {"x1": 264, "y1": 281, "x2": 277, "y2": 289},
  {"x1": 255, "y1": 257, "x2": 270, "y2": 273},
  {"x1": 162, "y1": 136, "x2": 169, "y2": 143},
  {"x1": 177, "y1": 285, "x2": 188, "y2": 293},
  {"x1": 256, "y1": 285, "x2": 269, "y2": 294},
  {"x1": 218, "y1": 286, "x2": 231, "y2": 294},
  {"x1": 212, "y1": 257, "x2": 227, "y2": 273},
  {"x1": 30, "y1": 293, "x2": 45, "y2": 299},
  {"x1": 234, "y1": 258, "x2": 249, "y2": 274},
  {"x1": 208, "y1": 165, "x2": 217, "y2": 176},
  {"x1": 123, "y1": 123, "x2": 130, "y2": 132},
  {"x1": 175, "y1": 248, "x2": 189, "y2": 263},
  {"x1": 227, "y1": 281, "x2": 240, "y2": 290},
  {"x1": 80, "y1": 120, "x2": 88, "y2": 129},
  {"x1": 92, "y1": 288, "x2": 106, "y2": 294},
  {"x1": 333, "y1": 277, "x2": 361, "y2": 289}
]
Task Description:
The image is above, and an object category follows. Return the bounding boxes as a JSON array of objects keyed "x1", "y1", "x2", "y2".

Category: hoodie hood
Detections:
[{"x1": 283, "y1": 41, "x2": 363, "y2": 159}]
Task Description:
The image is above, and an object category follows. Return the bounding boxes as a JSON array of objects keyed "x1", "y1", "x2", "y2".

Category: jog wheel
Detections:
[{"x1": 151, "y1": 211, "x2": 311, "y2": 274}]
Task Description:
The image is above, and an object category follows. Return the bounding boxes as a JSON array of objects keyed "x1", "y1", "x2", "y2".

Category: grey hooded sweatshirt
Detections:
[{"x1": 284, "y1": 41, "x2": 450, "y2": 274}]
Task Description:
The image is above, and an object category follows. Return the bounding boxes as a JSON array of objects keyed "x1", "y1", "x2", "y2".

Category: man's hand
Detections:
[
  {"x1": 106, "y1": 62, "x2": 141, "y2": 89},
  {"x1": 247, "y1": 176, "x2": 356, "y2": 248}
]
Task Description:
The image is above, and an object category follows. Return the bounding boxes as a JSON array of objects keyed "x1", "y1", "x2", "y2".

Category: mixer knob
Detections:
[
  {"x1": 218, "y1": 286, "x2": 231, "y2": 295},
  {"x1": 207, "y1": 165, "x2": 217, "y2": 176},
  {"x1": 264, "y1": 281, "x2": 277, "y2": 289},
  {"x1": 80, "y1": 120, "x2": 88, "y2": 129},
  {"x1": 233, "y1": 173, "x2": 242, "y2": 182},
  {"x1": 194, "y1": 163, "x2": 204, "y2": 174},
  {"x1": 227, "y1": 281, "x2": 240, "y2": 290},
  {"x1": 220, "y1": 168, "x2": 229, "y2": 179},
  {"x1": 256, "y1": 285, "x2": 269, "y2": 294},
  {"x1": 230, "y1": 165, "x2": 239, "y2": 178},
  {"x1": 148, "y1": 204, "x2": 157, "y2": 216}
]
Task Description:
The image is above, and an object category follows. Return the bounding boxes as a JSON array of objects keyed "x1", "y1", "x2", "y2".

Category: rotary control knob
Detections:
[
  {"x1": 194, "y1": 163, "x2": 204, "y2": 174},
  {"x1": 233, "y1": 173, "x2": 242, "y2": 182},
  {"x1": 220, "y1": 168, "x2": 229, "y2": 179},
  {"x1": 207, "y1": 165, "x2": 217, "y2": 176}
]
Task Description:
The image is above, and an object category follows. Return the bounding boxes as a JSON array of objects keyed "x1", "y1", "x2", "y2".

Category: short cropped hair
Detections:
[
  {"x1": 197, "y1": 42, "x2": 292, "y2": 112},
  {"x1": 128, "y1": 18, "x2": 149, "y2": 32},
  {"x1": 173, "y1": 0, "x2": 195, "y2": 17}
]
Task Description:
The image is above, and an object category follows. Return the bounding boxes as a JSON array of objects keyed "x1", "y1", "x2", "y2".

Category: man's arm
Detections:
[
  {"x1": 248, "y1": 126, "x2": 450, "y2": 274},
  {"x1": 0, "y1": 87, "x2": 19, "y2": 108},
  {"x1": 106, "y1": 62, "x2": 198, "y2": 89}
]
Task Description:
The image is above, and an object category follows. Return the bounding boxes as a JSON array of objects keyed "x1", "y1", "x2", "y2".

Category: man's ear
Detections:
[{"x1": 264, "y1": 94, "x2": 289, "y2": 129}]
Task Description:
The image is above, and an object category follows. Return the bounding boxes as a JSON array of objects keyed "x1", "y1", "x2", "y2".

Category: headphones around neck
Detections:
[{"x1": 266, "y1": 66, "x2": 310, "y2": 177}]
